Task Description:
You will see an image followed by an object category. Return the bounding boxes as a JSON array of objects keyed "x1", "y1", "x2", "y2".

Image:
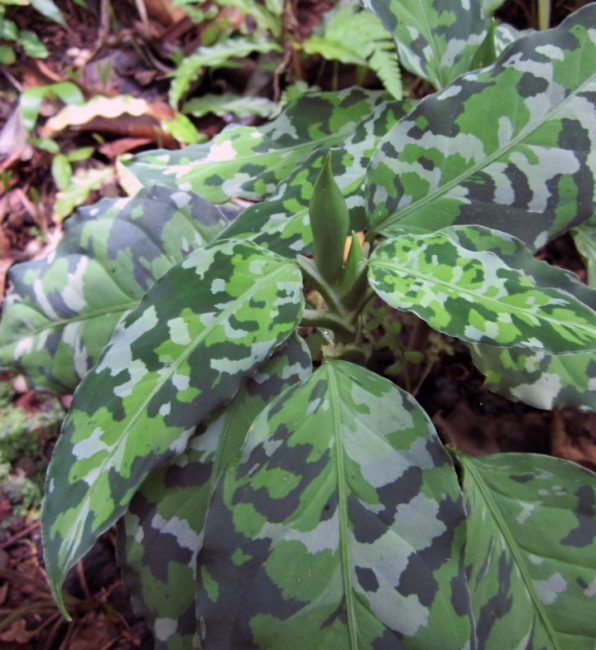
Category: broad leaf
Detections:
[
  {"x1": 572, "y1": 216, "x2": 596, "y2": 288},
  {"x1": 125, "y1": 88, "x2": 387, "y2": 203},
  {"x1": 459, "y1": 452, "x2": 596, "y2": 650},
  {"x1": 362, "y1": 0, "x2": 488, "y2": 89},
  {"x1": 196, "y1": 361, "x2": 471, "y2": 648},
  {"x1": 42, "y1": 240, "x2": 304, "y2": 613},
  {"x1": 367, "y1": 6, "x2": 596, "y2": 249},
  {"x1": 470, "y1": 345, "x2": 596, "y2": 412},
  {"x1": 0, "y1": 186, "x2": 235, "y2": 393},
  {"x1": 119, "y1": 335, "x2": 311, "y2": 650},
  {"x1": 368, "y1": 226, "x2": 596, "y2": 353}
]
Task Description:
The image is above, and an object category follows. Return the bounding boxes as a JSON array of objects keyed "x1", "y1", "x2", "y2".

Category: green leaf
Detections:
[
  {"x1": 197, "y1": 360, "x2": 471, "y2": 648},
  {"x1": 160, "y1": 112, "x2": 204, "y2": 145},
  {"x1": 368, "y1": 226, "x2": 596, "y2": 353},
  {"x1": 125, "y1": 87, "x2": 389, "y2": 204},
  {"x1": 118, "y1": 335, "x2": 311, "y2": 650},
  {"x1": 183, "y1": 93, "x2": 278, "y2": 119},
  {"x1": 470, "y1": 345, "x2": 596, "y2": 412},
  {"x1": 30, "y1": 0, "x2": 65, "y2": 25},
  {"x1": 51, "y1": 153, "x2": 72, "y2": 191},
  {"x1": 20, "y1": 29, "x2": 48, "y2": 57},
  {"x1": 362, "y1": 0, "x2": 488, "y2": 89},
  {"x1": 0, "y1": 186, "x2": 235, "y2": 393},
  {"x1": 367, "y1": 7, "x2": 596, "y2": 249},
  {"x1": 42, "y1": 239, "x2": 304, "y2": 614},
  {"x1": 169, "y1": 37, "x2": 281, "y2": 108},
  {"x1": 302, "y1": 3, "x2": 402, "y2": 100},
  {"x1": 572, "y1": 216, "x2": 596, "y2": 288},
  {"x1": 459, "y1": 452, "x2": 596, "y2": 650}
]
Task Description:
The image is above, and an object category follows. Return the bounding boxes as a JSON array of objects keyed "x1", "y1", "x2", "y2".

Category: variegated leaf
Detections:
[
  {"x1": 459, "y1": 452, "x2": 596, "y2": 650},
  {"x1": 0, "y1": 186, "x2": 235, "y2": 393},
  {"x1": 368, "y1": 226, "x2": 596, "y2": 353},
  {"x1": 125, "y1": 88, "x2": 387, "y2": 203},
  {"x1": 118, "y1": 335, "x2": 311, "y2": 650},
  {"x1": 572, "y1": 215, "x2": 596, "y2": 288},
  {"x1": 470, "y1": 345, "x2": 596, "y2": 412},
  {"x1": 367, "y1": 6, "x2": 596, "y2": 249},
  {"x1": 42, "y1": 240, "x2": 304, "y2": 613},
  {"x1": 196, "y1": 361, "x2": 471, "y2": 649},
  {"x1": 219, "y1": 97, "x2": 415, "y2": 257},
  {"x1": 362, "y1": 0, "x2": 488, "y2": 89}
]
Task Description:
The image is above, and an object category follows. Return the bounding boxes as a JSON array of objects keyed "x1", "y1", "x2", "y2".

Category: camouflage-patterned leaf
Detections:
[
  {"x1": 471, "y1": 346, "x2": 596, "y2": 412},
  {"x1": 459, "y1": 452, "x2": 596, "y2": 650},
  {"x1": 42, "y1": 240, "x2": 304, "y2": 613},
  {"x1": 118, "y1": 335, "x2": 311, "y2": 650},
  {"x1": 125, "y1": 88, "x2": 386, "y2": 203},
  {"x1": 362, "y1": 0, "x2": 488, "y2": 89},
  {"x1": 196, "y1": 361, "x2": 471, "y2": 649},
  {"x1": 572, "y1": 216, "x2": 596, "y2": 288},
  {"x1": 469, "y1": 247, "x2": 596, "y2": 411},
  {"x1": 0, "y1": 186, "x2": 235, "y2": 394},
  {"x1": 368, "y1": 226, "x2": 596, "y2": 353},
  {"x1": 219, "y1": 97, "x2": 415, "y2": 258},
  {"x1": 367, "y1": 6, "x2": 596, "y2": 249}
]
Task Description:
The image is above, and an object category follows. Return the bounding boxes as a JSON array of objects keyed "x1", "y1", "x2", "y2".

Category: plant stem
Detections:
[
  {"x1": 301, "y1": 309, "x2": 356, "y2": 339},
  {"x1": 537, "y1": 0, "x2": 550, "y2": 30}
]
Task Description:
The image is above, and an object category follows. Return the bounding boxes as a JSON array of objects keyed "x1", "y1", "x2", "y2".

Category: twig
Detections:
[{"x1": 0, "y1": 520, "x2": 40, "y2": 549}]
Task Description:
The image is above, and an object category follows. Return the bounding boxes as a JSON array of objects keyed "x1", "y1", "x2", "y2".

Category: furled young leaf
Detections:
[
  {"x1": 169, "y1": 37, "x2": 281, "y2": 108},
  {"x1": 362, "y1": 0, "x2": 488, "y2": 89},
  {"x1": 367, "y1": 6, "x2": 596, "y2": 249},
  {"x1": 0, "y1": 186, "x2": 235, "y2": 393},
  {"x1": 470, "y1": 345, "x2": 596, "y2": 412},
  {"x1": 572, "y1": 216, "x2": 596, "y2": 288},
  {"x1": 42, "y1": 240, "x2": 304, "y2": 613},
  {"x1": 118, "y1": 335, "x2": 311, "y2": 650},
  {"x1": 196, "y1": 361, "x2": 471, "y2": 648},
  {"x1": 459, "y1": 452, "x2": 596, "y2": 650},
  {"x1": 126, "y1": 88, "x2": 385, "y2": 203},
  {"x1": 368, "y1": 226, "x2": 596, "y2": 353},
  {"x1": 219, "y1": 96, "x2": 415, "y2": 257}
]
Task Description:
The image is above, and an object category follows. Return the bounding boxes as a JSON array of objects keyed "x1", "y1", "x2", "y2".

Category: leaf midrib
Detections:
[
  {"x1": 376, "y1": 72, "x2": 595, "y2": 233},
  {"x1": 371, "y1": 252, "x2": 596, "y2": 352},
  {"x1": 58, "y1": 258, "x2": 297, "y2": 561},
  {"x1": 327, "y1": 365, "x2": 359, "y2": 650},
  {"x1": 463, "y1": 458, "x2": 562, "y2": 650}
]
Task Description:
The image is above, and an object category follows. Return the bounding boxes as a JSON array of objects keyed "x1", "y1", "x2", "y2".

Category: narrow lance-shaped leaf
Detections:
[
  {"x1": 458, "y1": 452, "x2": 596, "y2": 650},
  {"x1": 196, "y1": 361, "x2": 471, "y2": 649},
  {"x1": 118, "y1": 335, "x2": 312, "y2": 650},
  {"x1": 368, "y1": 226, "x2": 596, "y2": 353},
  {"x1": 367, "y1": 6, "x2": 596, "y2": 249},
  {"x1": 0, "y1": 186, "x2": 236, "y2": 393},
  {"x1": 42, "y1": 240, "x2": 304, "y2": 613},
  {"x1": 125, "y1": 88, "x2": 387, "y2": 203},
  {"x1": 362, "y1": 0, "x2": 488, "y2": 89}
]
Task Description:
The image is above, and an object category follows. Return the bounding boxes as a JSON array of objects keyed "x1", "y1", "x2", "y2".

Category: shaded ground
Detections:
[{"x1": 0, "y1": 0, "x2": 594, "y2": 647}]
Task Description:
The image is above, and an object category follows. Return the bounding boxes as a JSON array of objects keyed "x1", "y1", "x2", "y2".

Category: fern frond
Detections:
[{"x1": 302, "y1": 1, "x2": 402, "y2": 99}]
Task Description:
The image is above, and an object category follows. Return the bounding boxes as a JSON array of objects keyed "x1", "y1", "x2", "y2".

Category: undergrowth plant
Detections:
[{"x1": 0, "y1": 1, "x2": 595, "y2": 648}]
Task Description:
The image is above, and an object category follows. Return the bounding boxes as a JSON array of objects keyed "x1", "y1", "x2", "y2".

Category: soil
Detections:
[{"x1": 0, "y1": 0, "x2": 594, "y2": 647}]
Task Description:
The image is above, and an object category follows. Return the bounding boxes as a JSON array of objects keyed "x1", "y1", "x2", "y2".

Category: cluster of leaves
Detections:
[{"x1": 0, "y1": 1, "x2": 595, "y2": 648}]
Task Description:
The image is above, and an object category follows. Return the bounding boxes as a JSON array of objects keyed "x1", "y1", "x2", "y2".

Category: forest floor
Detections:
[{"x1": 0, "y1": 0, "x2": 593, "y2": 647}]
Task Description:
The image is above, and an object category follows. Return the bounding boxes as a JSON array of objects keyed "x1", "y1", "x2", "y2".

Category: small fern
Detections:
[
  {"x1": 169, "y1": 37, "x2": 282, "y2": 108},
  {"x1": 302, "y1": 0, "x2": 402, "y2": 99}
]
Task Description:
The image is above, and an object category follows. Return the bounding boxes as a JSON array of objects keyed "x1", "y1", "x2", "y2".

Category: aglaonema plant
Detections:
[{"x1": 0, "y1": 1, "x2": 594, "y2": 648}]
